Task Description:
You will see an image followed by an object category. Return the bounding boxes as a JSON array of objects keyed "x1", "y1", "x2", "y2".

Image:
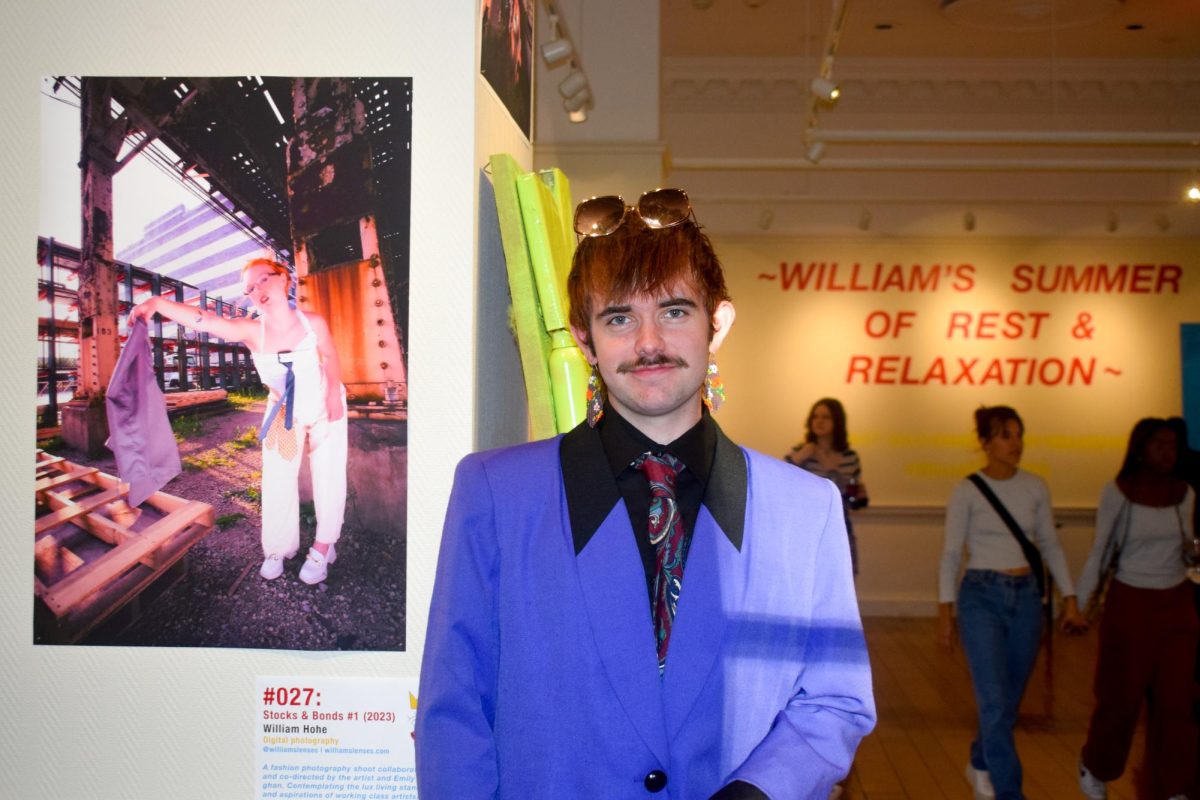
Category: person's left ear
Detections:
[
  {"x1": 570, "y1": 324, "x2": 597, "y2": 365},
  {"x1": 709, "y1": 301, "x2": 736, "y2": 353}
]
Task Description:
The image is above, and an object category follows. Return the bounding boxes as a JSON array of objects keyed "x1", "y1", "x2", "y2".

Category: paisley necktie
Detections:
[{"x1": 633, "y1": 451, "x2": 688, "y2": 676}]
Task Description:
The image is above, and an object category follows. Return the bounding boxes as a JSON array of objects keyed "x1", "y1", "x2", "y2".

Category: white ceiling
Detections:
[
  {"x1": 662, "y1": 0, "x2": 1200, "y2": 60},
  {"x1": 649, "y1": 0, "x2": 1200, "y2": 237}
]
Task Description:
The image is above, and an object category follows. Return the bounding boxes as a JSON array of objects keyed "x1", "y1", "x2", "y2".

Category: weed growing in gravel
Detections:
[
  {"x1": 182, "y1": 451, "x2": 236, "y2": 471},
  {"x1": 230, "y1": 426, "x2": 259, "y2": 449},
  {"x1": 38, "y1": 435, "x2": 66, "y2": 452},
  {"x1": 171, "y1": 414, "x2": 203, "y2": 442},
  {"x1": 215, "y1": 513, "x2": 246, "y2": 530},
  {"x1": 227, "y1": 387, "x2": 268, "y2": 410},
  {"x1": 223, "y1": 485, "x2": 262, "y2": 504}
]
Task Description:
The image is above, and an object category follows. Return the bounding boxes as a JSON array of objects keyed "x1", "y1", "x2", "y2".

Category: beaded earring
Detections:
[
  {"x1": 701, "y1": 354, "x2": 726, "y2": 412},
  {"x1": 585, "y1": 364, "x2": 605, "y2": 427}
]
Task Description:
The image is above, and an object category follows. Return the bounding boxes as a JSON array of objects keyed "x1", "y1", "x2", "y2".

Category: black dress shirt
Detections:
[{"x1": 597, "y1": 404, "x2": 715, "y2": 607}]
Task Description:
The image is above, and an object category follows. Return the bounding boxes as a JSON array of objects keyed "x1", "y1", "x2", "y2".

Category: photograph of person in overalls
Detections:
[{"x1": 130, "y1": 257, "x2": 347, "y2": 585}]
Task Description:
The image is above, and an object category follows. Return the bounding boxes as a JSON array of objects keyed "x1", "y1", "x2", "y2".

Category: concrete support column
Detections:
[
  {"x1": 64, "y1": 78, "x2": 127, "y2": 455},
  {"x1": 287, "y1": 77, "x2": 408, "y2": 535}
]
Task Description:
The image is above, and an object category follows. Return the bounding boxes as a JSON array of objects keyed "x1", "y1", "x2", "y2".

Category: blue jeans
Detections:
[{"x1": 957, "y1": 569, "x2": 1043, "y2": 800}]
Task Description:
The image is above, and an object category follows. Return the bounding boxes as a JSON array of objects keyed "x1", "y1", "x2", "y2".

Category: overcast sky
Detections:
[{"x1": 39, "y1": 78, "x2": 198, "y2": 253}]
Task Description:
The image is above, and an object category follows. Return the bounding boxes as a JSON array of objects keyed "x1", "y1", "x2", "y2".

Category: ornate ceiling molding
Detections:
[{"x1": 662, "y1": 57, "x2": 1200, "y2": 116}]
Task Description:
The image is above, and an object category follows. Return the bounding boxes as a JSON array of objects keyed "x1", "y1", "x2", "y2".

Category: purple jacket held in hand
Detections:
[{"x1": 105, "y1": 318, "x2": 181, "y2": 506}]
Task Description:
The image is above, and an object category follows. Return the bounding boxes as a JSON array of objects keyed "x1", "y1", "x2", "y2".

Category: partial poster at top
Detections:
[
  {"x1": 35, "y1": 76, "x2": 410, "y2": 651},
  {"x1": 480, "y1": 0, "x2": 533, "y2": 139}
]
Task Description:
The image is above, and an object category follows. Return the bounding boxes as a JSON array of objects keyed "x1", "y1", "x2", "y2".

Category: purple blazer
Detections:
[
  {"x1": 105, "y1": 319, "x2": 181, "y2": 507},
  {"x1": 416, "y1": 422, "x2": 875, "y2": 799}
]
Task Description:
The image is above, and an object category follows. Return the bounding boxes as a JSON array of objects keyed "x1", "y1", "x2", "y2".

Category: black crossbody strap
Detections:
[{"x1": 967, "y1": 474, "x2": 1046, "y2": 597}]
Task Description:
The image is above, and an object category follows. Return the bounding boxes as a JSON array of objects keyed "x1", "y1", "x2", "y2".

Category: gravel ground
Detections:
[{"x1": 43, "y1": 401, "x2": 406, "y2": 652}]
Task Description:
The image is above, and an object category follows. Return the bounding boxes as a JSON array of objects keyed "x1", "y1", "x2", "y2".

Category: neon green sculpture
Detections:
[{"x1": 489, "y1": 154, "x2": 589, "y2": 438}]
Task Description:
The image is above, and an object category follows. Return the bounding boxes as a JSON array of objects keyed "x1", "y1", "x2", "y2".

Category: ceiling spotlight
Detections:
[
  {"x1": 563, "y1": 87, "x2": 591, "y2": 113},
  {"x1": 810, "y1": 77, "x2": 840, "y2": 104},
  {"x1": 1186, "y1": 183, "x2": 1200, "y2": 202},
  {"x1": 858, "y1": 209, "x2": 872, "y2": 231},
  {"x1": 541, "y1": 38, "x2": 573, "y2": 66},
  {"x1": 558, "y1": 70, "x2": 588, "y2": 99},
  {"x1": 805, "y1": 140, "x2": 826, "y2": 164},
  {"x1": 963, "y1": 211, "x2": 976, "y2": 232},
  {"x1": 1106, "y1": 210, "x2": 1119, "y2": 232},
  {"x1": 568, "y1": 107, "x2": 588, "y2": 123},
  {"x1": 757, "y1": 208, "x2": 775, "y2": 231}
]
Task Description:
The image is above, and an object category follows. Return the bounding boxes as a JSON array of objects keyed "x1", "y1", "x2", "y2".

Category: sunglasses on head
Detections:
[{"x1": 573, "y1": 188, "x2": 694, "y2": 238}]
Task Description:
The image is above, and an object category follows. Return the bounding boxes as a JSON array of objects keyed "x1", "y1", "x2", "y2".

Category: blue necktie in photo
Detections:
[{"x1": 258, "y1": 354, "x2": 295, "y2": 442}]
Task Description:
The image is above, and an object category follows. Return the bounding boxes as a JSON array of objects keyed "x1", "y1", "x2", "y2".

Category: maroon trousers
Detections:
[{"x1": 1081, "y1": 580, "x2": 1199, "y2": 799}]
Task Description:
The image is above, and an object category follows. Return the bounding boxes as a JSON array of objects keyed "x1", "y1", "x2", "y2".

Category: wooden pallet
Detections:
[
  {"x1": 163, "y1": 388, "x2": 231, "y2": 421},
  {"x1": 34, "y1": 450, "x2": 214, "y2": 644},
  {"x1": 163, "y1": 388, "x2": 228, "y2": 410}
]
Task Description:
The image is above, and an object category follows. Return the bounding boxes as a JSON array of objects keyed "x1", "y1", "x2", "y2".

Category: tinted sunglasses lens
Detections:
[
  {"x1": 574, "y1": 196, "x2": 628, "y2": 237},
  {"x1": 637, "y1": 189, "x2": 691, "y2": 229}
]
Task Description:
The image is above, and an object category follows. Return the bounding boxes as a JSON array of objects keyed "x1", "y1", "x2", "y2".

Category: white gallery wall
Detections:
[
  {"x1": 5, "y1": 0, "x2": 1198, "y2": 794},
  {"x1": 2, "y1": 2, "x2": 518, "y2": 798}
]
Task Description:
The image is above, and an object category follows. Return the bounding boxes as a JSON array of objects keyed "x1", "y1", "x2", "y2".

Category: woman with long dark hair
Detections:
[
  {"x1": 785, "y1": 397, "x2": 866, "y2": 574},
  {"x1": 938, "y1": 405, "x2": 1083, "y2": 800},
  {"x1": 1075, "y1": 417, "x2": 1198, "y2": 800}
]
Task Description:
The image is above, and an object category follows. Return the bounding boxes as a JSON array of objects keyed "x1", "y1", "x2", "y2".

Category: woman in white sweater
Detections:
[
  {"x1": 938, "y1": 405, "x2": 1084, "y2": 800},
  {"x1": 1075, "y1": 418, "x2": 1198, "y2": 800}
]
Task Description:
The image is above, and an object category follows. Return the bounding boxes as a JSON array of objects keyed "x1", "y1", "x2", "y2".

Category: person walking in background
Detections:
[
  {"x1": 1167, "y1": 416, "x2": 1200, "y2": 536},
  {"x1": 1167, "y1": 417, "x2": 1200, "y2": 800},
  {"x1": 785, "y1": 397, "x2": 867, "y2": 574},
  {"x1": 130, "y1": 257, "x2": 348, "y2": 585},
  {"x1": 1075, "y1": 418, "x2": 1198, "y2": 800},
  {"x1": 938, "y1": 405, "x2": 1085, "y2": 800}
]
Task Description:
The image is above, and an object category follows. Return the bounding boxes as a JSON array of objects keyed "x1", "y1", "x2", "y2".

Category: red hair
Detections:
[
  {"x1": 241, "y1": 258, "x2": 293, "y2": 293},
  {"x1": 567, "y1": 215, "x2": 730, "y2": 345}
]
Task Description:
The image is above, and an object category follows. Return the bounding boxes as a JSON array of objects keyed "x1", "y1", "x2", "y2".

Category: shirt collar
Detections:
[
  {"x1": 561, "y1": 403, "x2": 745, "y2": 555},
  {"x1": 598, "y1": 403, "x2": 716, "y2": 490}
]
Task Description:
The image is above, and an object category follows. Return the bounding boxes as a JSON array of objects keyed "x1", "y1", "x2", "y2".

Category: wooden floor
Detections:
[{"x1": 842, "y1": 617, "x2": 1148, "y2": 800}]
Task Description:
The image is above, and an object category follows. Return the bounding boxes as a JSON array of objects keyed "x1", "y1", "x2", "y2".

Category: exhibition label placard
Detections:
[{"x1": 256, "y1": 676, "x2": 417, "y2": 800}]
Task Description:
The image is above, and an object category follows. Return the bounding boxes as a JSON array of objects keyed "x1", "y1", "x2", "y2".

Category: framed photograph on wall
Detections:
[
  {"x1": 36, "y1": 76, "x2": 411, "y2": 652},
  {"x1": 480, "y1": 0, "x2": 533, "y2": 139}
]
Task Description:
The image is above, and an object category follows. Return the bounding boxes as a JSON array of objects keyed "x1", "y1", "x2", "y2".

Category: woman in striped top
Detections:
[{"x1": 785, "y1": 397, "x2": 866, "y2": 574}]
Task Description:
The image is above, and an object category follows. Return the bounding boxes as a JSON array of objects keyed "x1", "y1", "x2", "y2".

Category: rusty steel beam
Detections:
[{"x1": 76, "y1": 78, "x2": 127, "y2": 399}]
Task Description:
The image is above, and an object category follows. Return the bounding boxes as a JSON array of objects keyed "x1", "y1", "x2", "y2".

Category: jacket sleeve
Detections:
[
  {"x1": 415, "y1": 454, "x2": 501, "y2": 799},
  {"x1": 726, "y1": 478, "x2": 877, "y2": 799},
  {"x1": 1030, "y1": 475, "x2": 1076, "y2": 597},
  {"x1": 1075, "y1": 481, "x2": 1124, "y2": 605},
  {"x1": 939, "y1": 480, "x2": 972, "y2": 604}
]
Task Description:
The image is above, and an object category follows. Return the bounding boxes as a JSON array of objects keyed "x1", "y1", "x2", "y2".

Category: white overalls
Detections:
[{"x1": 250, "y1": 311, "x2": 348, "y2": 558}]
